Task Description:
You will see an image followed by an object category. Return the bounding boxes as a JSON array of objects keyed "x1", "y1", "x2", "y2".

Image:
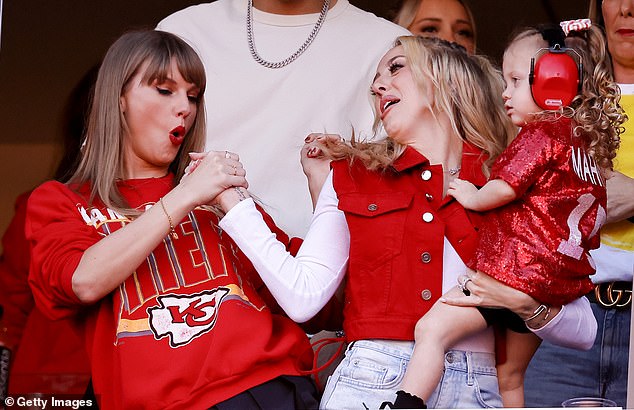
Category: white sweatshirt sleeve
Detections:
[
  {"x1": 219, "y1": 172, "x2": 349, "y2": 323},
  {"x1": 531, "y1": 296, "x2": 597, "y2": 350}
]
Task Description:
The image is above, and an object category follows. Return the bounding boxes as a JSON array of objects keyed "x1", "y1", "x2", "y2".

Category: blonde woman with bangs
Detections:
[
  {"x1": 214, "y1": 36, "x2": 598, "y2": 409},
  {"x1": 25, "y1": 30, "x2": 321, "y2": 409}
]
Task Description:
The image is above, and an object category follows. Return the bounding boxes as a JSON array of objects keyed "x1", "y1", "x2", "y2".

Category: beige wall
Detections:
[{"x1": 0, "y1": 143, "x2": 61, "y2": 253}]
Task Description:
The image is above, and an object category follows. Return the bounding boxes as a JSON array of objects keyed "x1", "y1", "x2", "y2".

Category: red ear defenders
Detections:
[{"x1": 529, "y1": 27, "x2": 583, "y2": 110}]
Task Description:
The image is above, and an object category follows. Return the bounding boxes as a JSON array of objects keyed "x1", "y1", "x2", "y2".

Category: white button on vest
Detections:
[
  {"x1": 422, "y1": 212, "x2": 434, "y2": 222},
  {"x1": 421, "y1": 170, "x2": 432, "y2": 180}
]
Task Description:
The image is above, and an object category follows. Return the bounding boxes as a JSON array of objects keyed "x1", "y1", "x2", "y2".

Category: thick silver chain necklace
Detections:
[{"x1": 246, "y1": 0, "x2": 330, "y2": 69}]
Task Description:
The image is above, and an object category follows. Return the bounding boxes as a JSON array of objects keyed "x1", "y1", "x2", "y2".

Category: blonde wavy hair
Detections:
[
  {"x1": 68, "y1": 30, "x2": 207, "y2": 216},
  {"x1": 508, "y1": 26, "x2": 625, "y2": 170},
  {"x1": 322, "y1": 36, "x2": 514, "y2": 175}
]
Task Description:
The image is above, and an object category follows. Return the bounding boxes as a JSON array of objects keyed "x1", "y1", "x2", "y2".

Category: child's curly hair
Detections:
[
  {"x1": 510, "y1": 24, "x2": 626, "y2": 171},
  {"x1": 566, "y1": 25, "x2": 626, "y2": 170}
]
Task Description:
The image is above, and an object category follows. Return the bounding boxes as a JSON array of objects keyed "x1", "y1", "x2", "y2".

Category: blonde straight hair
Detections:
[{"x1": 69, "y1": 30, "x2": 207, "y2": 216}]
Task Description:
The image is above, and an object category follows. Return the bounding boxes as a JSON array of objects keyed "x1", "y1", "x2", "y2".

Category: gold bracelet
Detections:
[{"x1": 159, "y1": 197, "x2": 178, "y2": 239}]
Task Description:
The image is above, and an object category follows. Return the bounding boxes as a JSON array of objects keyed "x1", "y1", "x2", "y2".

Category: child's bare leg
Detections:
[
  {"x1": 496, "y1": 330, "x2": 541, "y2": 408},
  {"x1": 401, "y1": 287, "x2": 488, "y2": 401}
]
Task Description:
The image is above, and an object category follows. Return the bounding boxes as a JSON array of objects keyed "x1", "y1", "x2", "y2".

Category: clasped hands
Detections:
[
  {"x1": 180, "y1": 150, "x2": 249, "y2": 210},
  {"x1": 178, "y1": 133, "x2": 346, "y2": 213}
]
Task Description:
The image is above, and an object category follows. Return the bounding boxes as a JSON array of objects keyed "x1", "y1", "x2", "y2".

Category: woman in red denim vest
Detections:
[{"x1": 216, "y1": 36, "x2": 598, "y2": 409}]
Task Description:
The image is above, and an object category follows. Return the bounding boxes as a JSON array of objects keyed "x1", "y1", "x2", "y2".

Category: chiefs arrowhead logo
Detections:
[{"x1": 147, "y1": 288, "x2": 230, "y2": 347}]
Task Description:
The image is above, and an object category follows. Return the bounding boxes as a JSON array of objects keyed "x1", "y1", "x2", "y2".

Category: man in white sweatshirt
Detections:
[{"x1": 158, "y1": 0, "x2": 408, "y2": 237}]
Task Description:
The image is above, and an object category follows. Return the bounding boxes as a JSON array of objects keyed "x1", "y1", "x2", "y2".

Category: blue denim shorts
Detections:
[
  {"x1": 319, "y1": 339, "x2": 502, "y2": 409},
  {"x1": 524, "y1": 303, "x2": 630, "y2": 408}
]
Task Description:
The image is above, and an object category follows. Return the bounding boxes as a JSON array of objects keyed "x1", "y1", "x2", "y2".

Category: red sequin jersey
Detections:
[{"x1": 473, "y1": 117, "x2": 604, "y2": 305}]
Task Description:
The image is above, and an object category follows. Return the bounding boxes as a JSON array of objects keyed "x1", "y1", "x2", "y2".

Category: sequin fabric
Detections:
[{"x1": 474, "y1": 118, "x2": 604, "y2": 305}]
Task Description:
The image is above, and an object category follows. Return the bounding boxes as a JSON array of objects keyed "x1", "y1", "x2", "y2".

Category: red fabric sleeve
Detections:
[
  {"x1": 491, "y1": 122, "x2": 557, "y2": 197},
  {"x1": 0, "y1": 192, "x2": 35, "y2": 349},
  {"x1": 25, "y1": 181, "x2": 101, "y2": 320},
  {"x1": 300, "y1": 292, "x2": 345, "y2": 334}
]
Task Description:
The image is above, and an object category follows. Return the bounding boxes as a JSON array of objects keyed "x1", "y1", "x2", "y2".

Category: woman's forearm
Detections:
[
  {"x1": 530, "y1": 297, "x2": 597, "y2": 350},
  {"x1": 219, "y1": 174, "x2": 349, "y2": 322},
  {"x1": 442, "y1": 271, "x2": 597, "y2": 349},
  {"x1": 606, "y1": 171, "x2": 634, "y2": 223},
  {"x1": 71, "y1": 184, "x2": 198, "y2": 303},
  {"x1": 71, "y1": 151, "x2": 247, "y2": 303}
]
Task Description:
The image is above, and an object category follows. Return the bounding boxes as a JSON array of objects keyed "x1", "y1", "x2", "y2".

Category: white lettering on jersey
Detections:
[
  {"x1": 557, "y1": 193, "x2": 606, "y2": 260},
  {"x1": 571, "y1": 146, "x2": 604, "y2": 187}
]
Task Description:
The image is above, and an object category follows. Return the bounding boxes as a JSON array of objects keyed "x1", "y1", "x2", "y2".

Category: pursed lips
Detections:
[{"x1": 169, "y1": 125, "x2": 186, "y2": 146}]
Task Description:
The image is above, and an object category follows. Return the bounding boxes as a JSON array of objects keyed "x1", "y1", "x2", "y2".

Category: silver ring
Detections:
[
  {"x1": 232, "y1": 165, "x2": 237, "y2": 175},
  {"x1": 459, "y1": 276, "x2": 473, "y2": 293},
  {"x1": 225, "y1": 150, "x2": 230, "y2": 159}
]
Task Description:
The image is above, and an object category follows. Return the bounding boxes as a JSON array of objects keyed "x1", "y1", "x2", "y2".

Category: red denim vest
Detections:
[{"x1": 332, "y1": 144, "x2": 487, "y2": 342}]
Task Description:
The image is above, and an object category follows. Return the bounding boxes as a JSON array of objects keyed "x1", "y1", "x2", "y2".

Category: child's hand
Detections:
[{"x1": 447, "y1": 178, "x2": 479, "y2": 209}]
